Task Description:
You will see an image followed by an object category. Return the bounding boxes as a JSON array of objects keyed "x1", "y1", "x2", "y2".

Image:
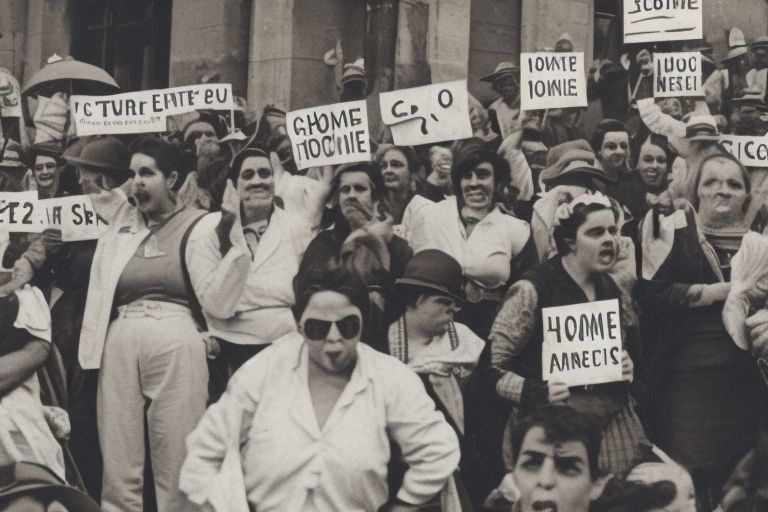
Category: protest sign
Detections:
[
  {"x1": 37, "y1": 196, "x2": 109, "y2": 241},
  {"x1": 654, "y1": 52, "x2": 703, "y2": 98},
  {"x1": 520, "y1": 52, "x2": 588, "y2": 111},
  {"x1": 71, "y1": 83, "x2": 233, "y2": 136},
  {"x1": 286, "y1": 100, "x2": 370, "y2": 170},
  {"x1": 624, "y1": 0, "x2": 703, "y2": 44},
  {"x1": 0, "y1": 192, "x2": 44, "y2": 233},
  {"x1": 379, "y1": 80, "x2": 473, "y2": 145},
  {"x1": 541, "y1": 299, "x2": 623, "y2": 387},
  {"x1": 720, "y1": 135, "x2": 768, "y2": 167}
]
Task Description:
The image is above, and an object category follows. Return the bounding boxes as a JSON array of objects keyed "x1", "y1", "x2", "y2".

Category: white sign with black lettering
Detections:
[
  {"x1": 520, "y1": 52, "x2": 588, "y2": 111},
  {"x1": 286, "y1": 100, "x2": 370, "y2": 170},
  {"x1": 379, "y1": 80, "x2": 472, "y2": 145},
  {"x1": 0, "y1": 192, "x2": 43, "y2": 233},
  {"x1": 38, "y1": 196, "x2": 109, "y2": 241},
  {"x1": 71, "y1": 83, "x2": 233, "y2": 136},
  {"x1": 654, "y1": 52, "x2": 702, "y2": 98},
  {"x1": 624, "y1": 0, "x2": 703, "y2": 44},
  {"x1": 720, "y1": 135, "x2": 768, "y2": 168},
  {"x1": 542, "y1": 299, "x2": 623, "y2": 387}
]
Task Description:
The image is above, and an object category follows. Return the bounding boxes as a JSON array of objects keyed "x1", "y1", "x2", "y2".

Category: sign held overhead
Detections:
[
  {"x1": 720, "y1": 135, "x2": 768, "y2": 168},
  {"x1": 624, "y1": 0, "x2": 703, "y2": 44},
  {"x1": 379, "y1": 80, "x2": 473, "y2": 145},
  {"x1": 654, "y1": 52, "x2": 703, "y2": 98},
  {"x1": 520, "y1": 52, "x2": 588, "y2": 111}
]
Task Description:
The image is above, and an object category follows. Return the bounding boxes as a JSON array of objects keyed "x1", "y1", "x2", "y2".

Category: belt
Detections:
[{"x1": 117, "y1": 300, "x2": 191, "y2": 320}]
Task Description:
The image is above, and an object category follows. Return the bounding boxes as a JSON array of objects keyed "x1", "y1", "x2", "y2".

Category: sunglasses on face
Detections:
[
  {"x1": 186, "y1": 130, "x2": 217, "y2": 143},
  {"x1": 34, "y1": 162, "x2": 57, "y2": 172},
  {"x1": 303, "y1": 315, "x2": 361, "y2": 341},
  {"x1": 240, "y1": 167, "x2": 273, "y2": 180}
]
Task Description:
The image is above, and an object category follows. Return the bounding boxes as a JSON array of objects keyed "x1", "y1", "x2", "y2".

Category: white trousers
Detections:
[{"x1": 98, "y1": 301, "x2": 208, "y2": 512}]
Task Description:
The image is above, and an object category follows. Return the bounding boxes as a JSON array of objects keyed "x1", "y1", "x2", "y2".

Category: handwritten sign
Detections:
[
  {"x1": 654, "y1": 52, "x2": 702, "y2": 98},
  {"x1": 37, "y1": 196, "x2": 109, "y2": 241},
  {"x1": 520, "y1": 52, "x2": 587, "y2": 111},
  {"x1": 286, "y1": 100, "x2": 370, "y2": 170},
  {"x1": 624, "y1": 0, "x2": 702, "y2": 44},
  {"x1": 542, "y1": 299, "x2": 623, "y2": 387},
  {"x1": 0, "y1": 192, "x2": 43, "y2": 233},
  {"x1": 720, "y1": 136, "x2": 768, "y2": 167},
  {"x1": 379, "y1": 80, "x2": 472, "y2": 145},
  {"x1": 71, "y1": 84, "x2": 233, "y2": 136}
]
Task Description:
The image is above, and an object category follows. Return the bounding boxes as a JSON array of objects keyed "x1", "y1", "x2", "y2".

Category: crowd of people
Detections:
[{"x1": 2, "y1": 27, "x2": 768, "y2": 512}]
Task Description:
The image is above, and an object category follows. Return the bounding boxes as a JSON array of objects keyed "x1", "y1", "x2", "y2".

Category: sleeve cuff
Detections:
[{"x1": 496, "y1": 372, "x2": 525, "y2": 403}]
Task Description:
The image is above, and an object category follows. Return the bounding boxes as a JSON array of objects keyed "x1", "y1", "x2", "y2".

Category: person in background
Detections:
[
  {"x1": 508, "y1": 406, "x2": 608, "y2": 512},
  {"x1": 746, "y1": 36, "x2": 768, "y2": 97},
  {"x1": 180, "y1": 263, "x2": 460, "y2": 512},
  {"x1": 186, "y1": 147, "x2": 315, "y2": 375},
  {"x1": 426, "y1": 144, "x2": 453, "y2": 196},
  {"x1": 630, "y1": 132, "x2": 675, "y2": 221},
  {"x1": 78, "y1": 137, "x2": 209, "y2": 512},
  {"x1": 30, "y1": 142, "x2": 65, "y2": 199},
  {"x1": 482, "y1": 62, "x2": 521, "y2": 140}
]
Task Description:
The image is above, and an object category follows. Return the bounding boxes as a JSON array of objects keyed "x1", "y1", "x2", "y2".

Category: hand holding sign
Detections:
[{"x1": 379, "y1": 80, "x2": 472, "y2": 146}]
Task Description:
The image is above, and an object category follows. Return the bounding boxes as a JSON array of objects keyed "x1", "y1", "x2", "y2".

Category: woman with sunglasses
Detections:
[{"x1": 180, "y1": 263, "x2": 460, "y2": 512}]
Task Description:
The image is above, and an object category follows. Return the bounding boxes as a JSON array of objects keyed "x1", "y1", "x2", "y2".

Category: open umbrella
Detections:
[{"x1": 20, "y1": 56, "x2": 120, "y2": 127}]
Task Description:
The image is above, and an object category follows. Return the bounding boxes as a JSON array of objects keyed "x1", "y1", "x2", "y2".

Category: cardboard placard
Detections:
[
  {"x1": 0, "y1": 192, "x2": 44, "y2": 233},
  {"x1": 286, "y1": 100, "x2": 370, "y2": 170},
  {"x1": 542, "y1": 299, "x2": 623, "y2": 387},
  {"x1": 379, "y1": 80, "x2": 473, "y2": 145},
  {"x1": 37, "y1": 196, "x2": 109, "y2": 241},
  {"x1": 654, "y1": 52, "x2": 703, "y2": 98},
  {"x1": 720, "y1": 135, "x2": 768, "y2": 167},
  {"x1": 71, "y1": 84, "x2": 233, "y2": 136},
  {"x1": 624, "y1": 0, "x2": 703, "y2": 44},
  {"x1": 520, "y1": 52, "x2": 588, "y2": 111}
]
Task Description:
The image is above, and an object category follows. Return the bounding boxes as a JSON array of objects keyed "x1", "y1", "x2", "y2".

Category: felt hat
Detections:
[
  {"x1": 341, "y1": 58, "x2": 366, "y2": 85},
  {"x1": 684, "y1": 115, "x2": 722, "y2": 141},
  {"x1": 723, "y1": 46, "x2": 749, "y2": 63},
  {"x1": 480, "y1": 62, "x2": 519, "y2": 83},
  {"x1": 540, "y1": 139, "x2": 614, "y2": 185},
  {"x1": 0, "y1": 462, "x2": 101, "y2": 512},
  {"x1": 63, "y1": 136, "x2": 131, "y2": 176},
  {"x1": 395, "y1": 249, "x2": 464, "y2": 303}
]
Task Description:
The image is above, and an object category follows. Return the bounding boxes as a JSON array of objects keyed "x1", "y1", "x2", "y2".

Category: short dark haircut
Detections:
[
  {"x1": 552, "y1": 200, "x2": 620, "y2": 256},
  {"x1": 228, "y1": 147, "x2": 270, "y2": 182},
  {"x1": 332, "y1": 161, "x2": 386, "y2": 202},
  {"x1": 693, "y1": 152, "x2": 752, "y2": 212},
  {"x1": 374, "y1": 144, "x2": 422, "y2": 177},
  {"x1": 592, "y1": 119, "x2": 628, "y2": 154},
  {"x1": 291, "y1": 263, "x2": 371, "y2": 328},
  {"x1": 451, "y1": 137, "x2": 511, "y2": 203},
  {"x1": 130, "y1": 136, "x2": 186, "y2": 191},
  {"x1": 510, "y1": 405, "x2": 603, "y2": 481}
]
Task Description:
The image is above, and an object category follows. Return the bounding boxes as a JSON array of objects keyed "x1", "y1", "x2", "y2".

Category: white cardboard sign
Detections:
[
  {"x1": 379, "y1": 80, "x2": 473, "y2": 145},
  {"x1": 38, "y1": 196, "x2": 109, "y2": 241},
  {"x1": 71, "y1": 84, "x2": 233, "y2": 136},
  {"x1": 654, "y1": 52, "x2": 702, "y2": 98},
  {"x1": 520, "y1": 52, "x2": 588, "y2": 111},
  {"x1": 0, "y1": 192, "x2": 43, "y2": 233},
  {"x1": 624, "y1": 0, "x2": 703, "y2": 44},
  {"x1": 720, "y1": 135, "x2": 768, "y2": 168},
  {"x1": 542, "y1": 299, "x2": 623, "y2": 387},
  {"x1": 286, "y1": 100, "x2": 370, "y2": 170}
]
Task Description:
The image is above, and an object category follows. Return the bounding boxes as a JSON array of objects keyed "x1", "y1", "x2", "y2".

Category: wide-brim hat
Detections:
[
  {"x1": 30, "y1": 141, "x2": 63, "y2": 162},
  {"x1": 395, "y1": 249, "x2": 465, "y2": 303},
  {"x1": 64, "y1": 136, "x2": 131, "y2": 177},
  {"x1": 481, "y1": 61, "x2": 519, "y2": 83},
  {"x1": 0, "y1": 462, "x2": 101, "y2": 512},
  {"x1": 751, "y1": 36, "x2": 768, "y2": 49},
  {"x1": 684, "y1": 115, "x2": 722, "y2": 141},
  {"x1": 731, "y1": 87, "x2": 768, "y2": 109},
  {"x1": 722, "y1": 46, "x2": 748, "y2": 63},
  {"x1": 541, "y1": 139, "x2": 615, "y2": 184}
]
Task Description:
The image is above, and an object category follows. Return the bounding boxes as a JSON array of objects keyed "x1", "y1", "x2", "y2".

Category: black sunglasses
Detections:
[
  {"x1": 240, "y1": 167, "x2": 273, "y2": 180},
  {"x1": 303, "y1": 315, "x2": 361, "y2": 341}
]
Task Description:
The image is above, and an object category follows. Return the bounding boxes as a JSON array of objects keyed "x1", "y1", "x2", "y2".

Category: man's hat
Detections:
[
  {"x1": 751, "y1": 36, "x2": 768, "y2": 49},
  {"x1": 540, "y1": 139, "x2": 614, "y2": 185},
  {"x1": 0, "y1": 141, "x2": 25, "y2": 169},
  {"x1": 480, "y1": 62, "x2": 519, "y2": 83},
  {"x1": 731, "y1": 87, "x2": 768, "y2": 110},
  {"x1": 395, "y1": 249, "x2": 464, "y2": 303},
  {"x1": 723, "y1": 46, "x2": 749, "y2": 63},
  {"x1": 64, "y1": 136, "x2": 131, "y2": 176},
  {"x1": 684, "y1": 115, "x2": 722, "y2": 141},
  {"x1": 30, "y1": 141, "x2": 63, "y2": 162},
  {"x1": 341, "y1": 58, "x2": 366, "y2": 85},
  {"x1": 0, "y1": 462, "x2": 101, "y2": 511}
]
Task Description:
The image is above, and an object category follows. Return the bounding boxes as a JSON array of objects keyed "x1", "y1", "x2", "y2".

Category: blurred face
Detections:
[
  {"x1": 470, "y1": 108, "x2": 484, "y2": 131},
  {"x1": 568, "y1": 209, "x2": 619, "y2": 274},
  {"x1": 77, "y1": 167, "x2": 114, "y2": 194},
  {"x1": 730, "y1": 104, "x2": 765, "y2": 135},
  {"x1": 33, "y1": 155, "x2": 60, "y2": 193},
  {"x1": 752, "y1": 46, "x2": 768, "y2": 69},
  {"x1": 460, "y1": 161, "x2": 494, "y2": 210},
  {"x1": 430, "y1": 146, "x2": 452, "y2": 178},
  {"x1": 414, "y1": 293, "x2": 460, "y2": 337},
  {"x1": 338, "y1": 171, "x2": 375, "y2": 229},
  {"x1": 493, "y1": 74, "x2": 520, "y2": 103},
  {"x1": 183, "y1": 121, "x2": 217, "y2": 148},
  {"x1": 598, "y1": 131, "x2": 628, "y2": 172},
  {"x1": 513, "y1": 427, "x2": 601, "y2": 512},
  {"x1": 697, "y1": 157, "x2": 748, "y2": 226},
  {"x1": 237, "y1": 155, "x2": 274, "y2": 208},
  {"x1": 380, "y1": 149, "x2": 411, "y2": 193},
  {"x1": 637, "y1": 143, "x2": 668, "y2": 189},
  {"x1": 555, "y1": 40, "x2": 574, "y2": 52},
  {"x1": 660, "y1": 99, "x2": 683, "y2": 120},
  {"x1": 130, "y1": 153, "x2": 177, "y2": 217},
  {"x1": 0, "y1": 167, "x2": 24, "y2": 192},
  {"x1": 300, "y1": 290, "x2": 362, "y2": 374}
]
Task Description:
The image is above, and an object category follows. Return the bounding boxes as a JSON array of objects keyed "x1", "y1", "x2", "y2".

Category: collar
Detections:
[{"x1": 290, "y1": 334, "x2": 374, "y2": 390}]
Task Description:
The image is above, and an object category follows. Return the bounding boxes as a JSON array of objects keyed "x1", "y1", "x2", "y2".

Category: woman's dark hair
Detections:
[
  {"x1": 374, "y1": 144, "x2": 422, "y2": 178},
  {"x1": 592, "y1": 119, "x2": 628, "y2": 154},
  {"x1": 291, "y1": 263, "x2": 371, "y2": 328},
  {"x1": 693, "y1": 152, "x2": 752, "y2": 212},
  {"x1": 632, "y1": 132, "x2": 676, "y2": 172},
  {"x1": 509, "y1": 405, "x2": 602, "y2": 481},
  {"x1": 130, "y1": 136, "x2": 187, "y2": 191},
  {"x1": 552, "y1": 199, "x2": 620, "y2": 256},
  {"x1": 451, "y1": 137, "x2": 510, "y2": 205}
]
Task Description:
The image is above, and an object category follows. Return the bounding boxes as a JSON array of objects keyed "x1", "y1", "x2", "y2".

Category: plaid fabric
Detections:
[{"x1": 599, "y1": 398, "x2": 647, "y2": 478}]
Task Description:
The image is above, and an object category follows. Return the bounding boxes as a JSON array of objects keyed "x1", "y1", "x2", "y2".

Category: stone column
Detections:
[
  {"x1": 427, "y1": 0, "x2": 471, "y2": 84},
  {"x1": 521, "y1": 0, "x2": 593, "y2": 62},
  {"x1": 22, "y1": 0, "x2": 72, "y2": 80}
]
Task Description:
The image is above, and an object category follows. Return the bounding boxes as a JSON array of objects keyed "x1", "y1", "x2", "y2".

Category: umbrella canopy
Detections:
[{"x1": 21, "y1": 56, "x2": 119, "y2": 97}]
